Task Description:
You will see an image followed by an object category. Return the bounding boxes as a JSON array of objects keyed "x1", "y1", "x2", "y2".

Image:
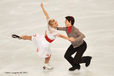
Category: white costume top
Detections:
[{"x1": 46, "y1": 26, "x2": 58, "y2": 40}]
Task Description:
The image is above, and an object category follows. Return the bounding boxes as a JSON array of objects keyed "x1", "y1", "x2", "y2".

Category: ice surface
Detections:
[{"x1": 0, "y1": 0, "x2": 114, "y2": 76}]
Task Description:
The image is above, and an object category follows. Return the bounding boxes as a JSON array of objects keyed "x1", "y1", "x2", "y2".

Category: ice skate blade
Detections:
[{"x1": 43, "y1": 66, "x2": 53, "y2": 70}]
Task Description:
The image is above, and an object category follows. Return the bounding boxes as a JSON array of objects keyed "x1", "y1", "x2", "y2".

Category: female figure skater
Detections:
[{"x1": 12, "y1": 3, "x2": 75, "y2": 70}]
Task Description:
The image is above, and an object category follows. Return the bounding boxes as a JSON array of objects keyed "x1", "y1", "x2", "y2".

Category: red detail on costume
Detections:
[
  {"x1": 67, "y1": 26, "x2": 72, "y2": 33},
  {"x1": 33, "y1": 34, "x2": 37, "y2": 37},
  {"x1": 46, "y1": 54, "x2": 50, "y2": 57},
  {"x1": 45, "y1": 34, "x2": 54, "y2": 43},
  {"x1": 37, "y1": 48, "x2": 39, "y2": 52}
]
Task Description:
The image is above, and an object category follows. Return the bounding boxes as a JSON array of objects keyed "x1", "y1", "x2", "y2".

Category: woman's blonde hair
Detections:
[{"x1": 48, "y1": 19, "x2": 56, "y2": 27}]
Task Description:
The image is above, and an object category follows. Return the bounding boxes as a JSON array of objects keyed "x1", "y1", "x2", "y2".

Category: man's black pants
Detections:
[{"x1": 64, "y1": 41, "x2": 90, "y2": 67}]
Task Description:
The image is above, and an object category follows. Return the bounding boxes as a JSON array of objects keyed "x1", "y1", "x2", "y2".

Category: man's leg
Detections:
[
  {"x1": 64, "y1": 45, "x2": 78, "y2": 69},
  {"x1": 73, "y1": 41, "x2": 87, "y2": 68},
  {"x1": 80, "y1": 56, "x2": 92, "y2": 67},
  {"x1": 74, "y1": 41, "x2": 92, "y2": 67}
]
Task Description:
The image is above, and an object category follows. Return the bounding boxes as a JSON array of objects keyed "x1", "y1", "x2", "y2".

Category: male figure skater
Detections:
[{"x1": 57, "y1": 16, "x2": 92, "y2": 71}]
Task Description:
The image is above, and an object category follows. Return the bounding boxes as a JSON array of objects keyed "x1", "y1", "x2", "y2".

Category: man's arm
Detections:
[
  {"x1": 57, "y1": 27, "x2": 67, "y2": 31},
  {"x1": 41, "y1": 3, "x2": 50, "y2": 20}
]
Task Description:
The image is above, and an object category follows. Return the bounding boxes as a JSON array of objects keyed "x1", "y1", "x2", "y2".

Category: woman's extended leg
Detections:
[{"x1": 21, "y1": 35, "x2": 32, "y2": 40}]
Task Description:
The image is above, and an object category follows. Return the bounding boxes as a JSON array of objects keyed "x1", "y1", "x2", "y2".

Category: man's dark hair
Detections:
[{"x1": 65, "y1": 16, "x2": 75, "y2": 25}]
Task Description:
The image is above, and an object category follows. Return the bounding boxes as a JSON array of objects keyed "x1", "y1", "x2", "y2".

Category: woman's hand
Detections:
[{"x1": 41, "y1": 2, "x2": 44, "y2": 8}]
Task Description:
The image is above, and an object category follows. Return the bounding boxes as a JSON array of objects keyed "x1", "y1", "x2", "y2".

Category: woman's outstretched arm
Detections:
[{"x1": 41, "y1": 2, "x2": 50, "y2": 20}]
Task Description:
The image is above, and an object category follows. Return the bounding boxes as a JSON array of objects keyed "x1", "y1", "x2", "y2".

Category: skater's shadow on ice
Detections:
[
  {"x1": 42, "y1": 69, "x2": 53, "y2": 75},
  {"x1": 68, "y1": 69, "x2": 93, "y2": 76},
  {"x1": 68, "y1": 71, "x2": 81, "y2": 76}
]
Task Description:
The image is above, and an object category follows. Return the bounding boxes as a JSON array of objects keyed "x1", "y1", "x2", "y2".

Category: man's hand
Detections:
[{"x1": 69, "y1": 37, "x2": 76, "y2": 42}]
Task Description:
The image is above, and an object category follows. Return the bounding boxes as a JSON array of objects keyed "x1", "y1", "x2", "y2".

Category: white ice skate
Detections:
[{"x1": 43, "y1": 64, "x2": 53, "y2": 70}]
